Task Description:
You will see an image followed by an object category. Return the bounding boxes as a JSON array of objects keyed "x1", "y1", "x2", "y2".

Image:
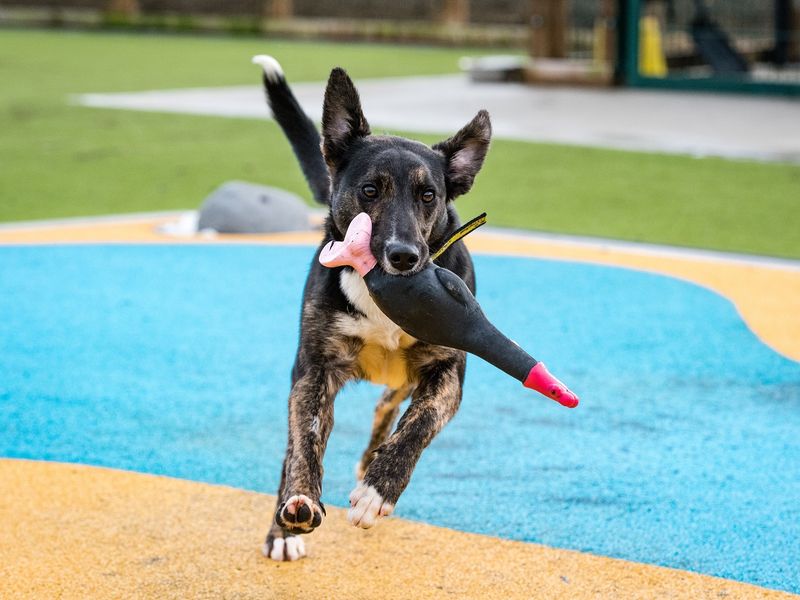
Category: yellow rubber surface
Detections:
[
  {"x1": 2, "y1": 216, "x2": 799, "y2": 599},
  {"x1": 1, "y1": 459, "x2": 796, "y2": 600}
]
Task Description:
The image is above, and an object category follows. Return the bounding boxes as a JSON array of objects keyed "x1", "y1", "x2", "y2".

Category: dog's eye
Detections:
[
  {"x1": 362, "y1": 184, "x2": 378, "y2": 200},
  {"x1": 421, "y1": 189, "x2": 435, "y2": 203}
]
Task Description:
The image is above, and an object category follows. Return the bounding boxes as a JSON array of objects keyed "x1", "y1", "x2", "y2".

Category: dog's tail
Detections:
[{"x1": 252, "y1": 55, "x2": 330, "y2": 205}]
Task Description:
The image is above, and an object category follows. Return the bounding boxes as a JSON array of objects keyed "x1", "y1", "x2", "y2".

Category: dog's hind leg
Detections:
[
  {"x1": 356, "y1": 385, "x2": 412, "y2": 481},
  {"x1": 348, "y1": 354, "x2": 464, "y2": 529},
  {"x1": 264, "y1": 367, "x2": 343, "y2": 561}
]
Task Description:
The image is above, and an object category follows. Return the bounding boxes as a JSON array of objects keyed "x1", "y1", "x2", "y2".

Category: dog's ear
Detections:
[
  {"x1": 432, "y1": 110, "x2": 492, "y2": 199},
  {"x1": 321, "y1": 68, "x2": 371, "y2": 170}
]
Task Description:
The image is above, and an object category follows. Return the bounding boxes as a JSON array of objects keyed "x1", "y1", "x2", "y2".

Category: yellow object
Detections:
[
  {"x1": 1, "y1": 459, "x2": 796, "y2": 599},
  {"x1": 593, "y1": 18, "x2": 608, "y2": 70},
  {"x1": 639, "y1": 15, "x2": 668, "y2": 77},
  {"x1": 430, "y1": 211, "x2": 486, "y2": 260}
]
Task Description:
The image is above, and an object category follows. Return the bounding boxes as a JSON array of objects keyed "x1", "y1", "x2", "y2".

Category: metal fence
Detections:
[{"x1": 620, "y1": 0, "x2": 800, "y2": 94}]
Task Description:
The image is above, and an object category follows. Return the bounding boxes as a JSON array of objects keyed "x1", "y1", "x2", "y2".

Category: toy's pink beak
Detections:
[
  {"x1": 523, "y1": 362, "x2": 580, "y2": 408},
  {"x1": 319, "y1": 212, "x2": 377, "y2": 277}
]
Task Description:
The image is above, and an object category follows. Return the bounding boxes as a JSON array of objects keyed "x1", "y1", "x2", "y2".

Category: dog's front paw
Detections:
[
  {"x1": 275, "y1": 494, "x2": 325, "y2": 534},
  {"x1": 348, "y1": 483, "x2": 394, "y2": 529},
  {"x1": 262, "y1": 531, "x2": 307, "y2": 562}
]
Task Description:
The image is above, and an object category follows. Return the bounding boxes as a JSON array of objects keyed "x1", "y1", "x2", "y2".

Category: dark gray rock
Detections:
[{"x1": 198, "y1": 181, "x2": 311, "y2": 233}]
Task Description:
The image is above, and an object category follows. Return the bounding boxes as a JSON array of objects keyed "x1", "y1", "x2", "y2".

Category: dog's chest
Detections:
[{"x1": 336, "y1": 269, "x2": 416, "y2": 388}]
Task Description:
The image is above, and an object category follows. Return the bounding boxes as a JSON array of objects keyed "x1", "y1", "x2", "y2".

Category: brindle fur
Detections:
[{"x1": 260, "y1": 63, "x2": 491, "y2": 560}]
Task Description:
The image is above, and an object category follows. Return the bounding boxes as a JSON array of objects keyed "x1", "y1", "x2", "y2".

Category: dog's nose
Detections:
[{"x1": 386, "y1": 243, "x2": 420, "y2": 272}]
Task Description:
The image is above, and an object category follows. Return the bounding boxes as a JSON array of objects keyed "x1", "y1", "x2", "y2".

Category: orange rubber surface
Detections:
[{"x1": 1, "y1": 459, "x2": 797, "y2": 600}]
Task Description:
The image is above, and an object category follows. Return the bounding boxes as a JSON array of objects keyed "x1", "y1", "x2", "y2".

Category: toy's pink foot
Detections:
[
  {"x1": 523, "y1": 362, "x2": 579, "y2": 408},
  {"x1": 319, "y1": 212, "x2": 377, "y2": 277}
]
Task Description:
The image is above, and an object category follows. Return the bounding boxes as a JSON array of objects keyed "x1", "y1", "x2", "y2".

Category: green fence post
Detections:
[{"x1": 622, "y1": 0, "x2": 641, "y2": 86}]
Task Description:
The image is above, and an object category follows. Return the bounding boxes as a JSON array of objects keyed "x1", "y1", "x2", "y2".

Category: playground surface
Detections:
[{"x1": 1, "y1": 216, "x2": 799, "y2": 599}]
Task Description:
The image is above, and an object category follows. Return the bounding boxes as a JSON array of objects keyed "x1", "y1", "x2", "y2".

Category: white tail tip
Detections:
[{"x1": 251, "y1": 55, "x2": 284, "y2": 84}]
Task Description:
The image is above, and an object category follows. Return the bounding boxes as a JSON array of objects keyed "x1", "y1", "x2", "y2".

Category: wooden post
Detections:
[
  {"x1": 441, "y1": 0, "x2": 470, "y2": 25},
  {"x1": 529, "y1": 0, "x2": 569, "y2": 58},
  {"x1": 106, "y1": 0, "x2": 140, "y2": 17},
  {"x1": 550, "y1": 0, "x2": 567, "y2": 58},
  {"x1": 529, "y1": 1, "x2": 546, "y2": 58},
  {"x1": 266, "y1": 0, "x2": 293, "y2": 20},
  {"x1": 601, "y1": 0, "x2": 616, "y2": 63}
]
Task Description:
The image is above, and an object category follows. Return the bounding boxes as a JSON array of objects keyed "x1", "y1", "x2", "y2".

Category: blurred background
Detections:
[{"x1": 1, "y1": 0, "x2": 798, "y2": 257}]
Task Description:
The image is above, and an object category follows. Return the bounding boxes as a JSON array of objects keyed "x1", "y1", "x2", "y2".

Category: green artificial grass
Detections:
[
  {"x1": 1, "y1": 29, "x2": 798, "y2": 258},
  {"x1": 456, "y1": 140, "x2": 800, "y2": 258}
]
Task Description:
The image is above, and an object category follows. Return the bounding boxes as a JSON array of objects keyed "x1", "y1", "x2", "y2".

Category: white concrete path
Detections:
[{"x1": 76, "y1": 74, "x2": 800, "y2": 162}]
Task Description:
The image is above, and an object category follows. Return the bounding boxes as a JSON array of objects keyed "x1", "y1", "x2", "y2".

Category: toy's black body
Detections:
[{"x1": 364, "y1": 264, "x2": 537, "y2": 384}]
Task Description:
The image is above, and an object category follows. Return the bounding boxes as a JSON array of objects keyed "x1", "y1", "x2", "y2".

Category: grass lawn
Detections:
[{"x1": 1, "y1": 29, "x2": 798, "y2": 258}]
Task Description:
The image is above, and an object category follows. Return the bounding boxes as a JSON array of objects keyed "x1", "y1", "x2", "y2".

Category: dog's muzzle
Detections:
[{"x1": 384, "y1": 242, "x2": 420, "y2": 274}]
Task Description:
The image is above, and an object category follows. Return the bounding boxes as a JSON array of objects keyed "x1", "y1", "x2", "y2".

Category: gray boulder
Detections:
[{"x1": 198, "y1": 181, "x2": 311, "y2": 233}]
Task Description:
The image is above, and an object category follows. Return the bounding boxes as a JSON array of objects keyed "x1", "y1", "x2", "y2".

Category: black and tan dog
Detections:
[{"x1": 252, "y1": 55, "x2": 492, "y2": 561}]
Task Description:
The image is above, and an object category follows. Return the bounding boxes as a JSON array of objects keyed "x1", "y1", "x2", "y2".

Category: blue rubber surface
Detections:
[{"x1": 1, "y1": 245, "x2": 799, "y2": 593}]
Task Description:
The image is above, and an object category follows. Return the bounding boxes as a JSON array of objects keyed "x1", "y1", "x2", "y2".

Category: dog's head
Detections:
[{"x1": 322, "y1": 68, "x2": 492, "y2": 275}]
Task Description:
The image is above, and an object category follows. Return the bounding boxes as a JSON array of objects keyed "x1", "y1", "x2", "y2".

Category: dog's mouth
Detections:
[{"x1": 380, "y1": 262, "x2": 424, "y2": 277}]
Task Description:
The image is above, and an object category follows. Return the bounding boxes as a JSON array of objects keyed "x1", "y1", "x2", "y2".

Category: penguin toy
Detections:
[{"x1": 319, "y1": 212, "x2": 579, "y2": 408}]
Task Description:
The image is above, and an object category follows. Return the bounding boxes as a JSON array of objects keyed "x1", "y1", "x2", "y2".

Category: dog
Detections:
[{"x1": 252, "y1": 55, "x2": 492, "y2": 561}]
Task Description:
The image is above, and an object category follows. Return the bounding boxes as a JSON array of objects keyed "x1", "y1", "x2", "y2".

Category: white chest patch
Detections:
[
  {"x1": 337, "y1": 270, "x2": 414, "y2": 351},
  {"x1": 337, "y1": 270, "x2": 416, "y2": 388}
]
